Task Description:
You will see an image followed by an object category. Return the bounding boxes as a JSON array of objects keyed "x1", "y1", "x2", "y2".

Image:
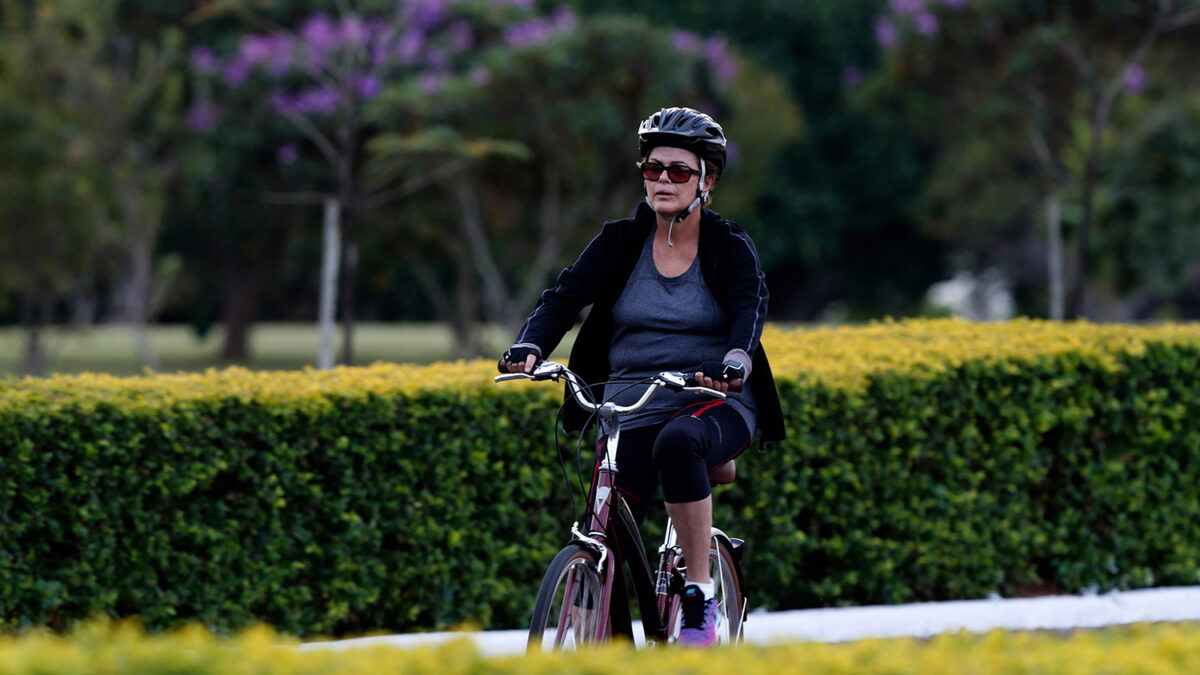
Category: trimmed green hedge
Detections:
[
  {"x1": 731, "y1": 341, "x2": 1200, "y2": 609},
  {"x1": 1, "y1": 373, "x2": 568, "y2": 634},
  {"x1": 2, "y1": 321, "x2": 1200, "y2": 634}
]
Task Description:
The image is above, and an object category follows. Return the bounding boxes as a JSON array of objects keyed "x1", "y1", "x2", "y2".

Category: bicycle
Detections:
[{"x1": 494, "y1": 360, "x2": 748, "y2": 651}]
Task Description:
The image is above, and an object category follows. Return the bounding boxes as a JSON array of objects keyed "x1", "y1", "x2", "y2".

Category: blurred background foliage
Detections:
[{"x1": 1, "y1": 0, "x2": 1199, "y2": 375}]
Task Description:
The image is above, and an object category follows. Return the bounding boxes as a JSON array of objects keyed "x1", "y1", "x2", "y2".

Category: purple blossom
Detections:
[
  {"x1": 238, "y1": 35, "x2": 277, "y2": 66},
  {"x1": 419, "y1": 72, "x2": 443, "y2": 94},
  {"x1": 551, "y1": 6, "x2": 577, "y2": 32},
  {"x1": 301, "y1": 13, "x2": 340, "y2": 52},
  {"x1": 502, "y1": 9, "x2": 576, "y2": 49},
  {"x1": 185, "y1": 100, "x2": 221, "y2": 132},
  {"x1": 266, "y1": 38, "x2": 295, "y2": 77},
  {"x1": 340, "y1": 14, "x2": 367, "y2": 46},
  {"x1": 704, "y1": 36, "x2": 728, "y2": 64},
  {"x1": 366, "y1": 17, "x2": 390, "y2": 41},
  {"x1": 470, "y1": 65, "x2": 492, "y2": 87},
  {"x1": 1123, "y1": 64, "x2": 1148, "y2": 94},
  {"x1": 294, "y1": 87, "x2": 342, "y2": 115},
  {"x1": 725, "y1": 140, "x2": 740, "y2": 163},
  {"x1": 504, "y1": 20, "x2": 551, "y2": 48},
  {"x1": 355, "y1": 74, "x2": 383, "y2": 99},
  {"x1": 712, "y1": 54, "x2": 738, "y2": 85},
  {"x1": 411, "y1": 0, "x2": 447, "y2": 32},
  {"x1": 670, "y1": 30, "x2": 703, "y2": 53},
  {"x1": 447, "y1": 20, "x2": 474, "y2": 53},
  {"x1": 189, "y1": 46, "x2": 220, "y2": 75},
  {"x1": 396, "y1": 28, "x2": 424, "y2": 64},
  {"x1": 277, "y1": 142, "x2": 299, "y2": 165},
  {"x1": 222, "y1": 60, "x2": 251, "y2": 87},
  {"x1": 371, "y1": 35, "x2": 393, "y2": 67},
  {"x1": 841, "y1": 65, "x2": 864, "y2": 87},
  {"x1": 237, "y1": 34, "x2": 294, "y2": 77},
  {"x1": 704, "y1": 37, "x2": 736, "y2": 83},
  {"x1": 874, "y1": 18, "x2": 899, "y2": 48},
  {"x1": 889, "y1": 0, "x2": 927, "y2": 15},
  {"x1": 913, "y1": 11, "x2": 939, "y2": 36},
  {"x1": 272, "y1": 88, "x2": 342, "y2": 116},
  {"x1": 270, "y1": 92, "x2": 299, "y2": 116}
]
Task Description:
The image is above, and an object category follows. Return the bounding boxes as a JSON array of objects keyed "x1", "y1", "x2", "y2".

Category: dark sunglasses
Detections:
[{"x1": 638, "y1": 160, "x2": 701, "y2": 183}]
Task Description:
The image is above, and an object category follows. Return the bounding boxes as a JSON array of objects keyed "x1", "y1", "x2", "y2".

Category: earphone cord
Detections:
[{"x1": 667, "y1": 162, "x2": 708, "y2": 248}]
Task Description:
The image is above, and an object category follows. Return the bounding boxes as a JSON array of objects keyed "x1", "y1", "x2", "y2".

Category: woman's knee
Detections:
[{"x1": 651, "y1": 416, "x2": 708, "y2": 467}]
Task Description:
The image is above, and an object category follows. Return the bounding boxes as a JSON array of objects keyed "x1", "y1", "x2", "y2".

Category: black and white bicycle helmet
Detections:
[{"x1": 637, "y1": 106, "x2": 727, "y2": 178}]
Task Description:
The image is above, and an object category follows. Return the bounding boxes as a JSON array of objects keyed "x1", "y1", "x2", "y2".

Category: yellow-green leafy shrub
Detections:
[
  {"x1": 2, "y1": 319, "x2": 1200, "y2": 634},
  {"x1": 2, "y1": 619, "x2": 1200, "y2": 674},
  {"x1": 733, "y1": 319, "x2": 1200, "y2": 608}
]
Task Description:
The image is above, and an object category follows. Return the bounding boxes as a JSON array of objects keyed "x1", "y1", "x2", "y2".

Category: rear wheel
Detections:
[
  {"x1": 667, "y1": 535, "x2": 745, "y2": 644},
  {"x1": 527, "y1": 544, "x2": 608, "y2": 652}
]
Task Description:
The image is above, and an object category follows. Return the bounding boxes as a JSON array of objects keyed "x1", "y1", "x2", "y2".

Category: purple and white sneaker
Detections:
[{"x1": 677, "y1": 584, "x2": 718, "y2": 648}]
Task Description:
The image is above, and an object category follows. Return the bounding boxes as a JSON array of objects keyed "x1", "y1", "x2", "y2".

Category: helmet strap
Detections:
[{"x1": 667, "y1": 162, "x2": 708, "y2": 247}]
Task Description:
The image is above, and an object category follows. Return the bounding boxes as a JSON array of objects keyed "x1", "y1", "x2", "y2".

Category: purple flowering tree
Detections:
[
  {"x1": 188, "y1": 1, "x2": 546, "y2": 367},
  {"x1": 859, "y1": 0, "x2": 1200, "y2": 319}
]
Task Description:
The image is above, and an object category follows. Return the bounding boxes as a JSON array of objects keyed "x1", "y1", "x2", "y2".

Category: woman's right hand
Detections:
[{"x1": 498, "y1": 345, "x2": 540, "y2": 374}]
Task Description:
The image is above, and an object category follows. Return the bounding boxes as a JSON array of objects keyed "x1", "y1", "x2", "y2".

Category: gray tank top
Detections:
[{"x1": 602, "y1": 230, "x2": 757, "y2": 431}]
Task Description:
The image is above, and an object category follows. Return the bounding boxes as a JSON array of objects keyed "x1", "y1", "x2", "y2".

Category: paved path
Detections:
[{"x1": 299, "y1": 585, "x2": 1200, "y2": 656}]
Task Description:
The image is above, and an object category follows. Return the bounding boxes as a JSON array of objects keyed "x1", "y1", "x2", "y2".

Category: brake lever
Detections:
[
  {"x1": 494, "y1": 360, "x2": 564, "y2": 383},
  {"x1": 493, "y1": 373, "x2": 534, "y2": 383}
]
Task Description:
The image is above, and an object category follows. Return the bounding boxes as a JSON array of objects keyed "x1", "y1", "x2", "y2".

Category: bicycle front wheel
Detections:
[{"x1": 527, "y1": 543, "x2": 608, "y2": 652}]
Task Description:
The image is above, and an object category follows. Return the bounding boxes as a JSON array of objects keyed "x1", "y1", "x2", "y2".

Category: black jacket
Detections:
[{"x1": 514, "y1": 202, "x2": 786, "y2": 443}]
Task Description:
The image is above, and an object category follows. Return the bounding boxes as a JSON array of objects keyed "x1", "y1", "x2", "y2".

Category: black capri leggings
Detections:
[{"x1": 606, "y1": 399, "x2": 752, "y2": 526}]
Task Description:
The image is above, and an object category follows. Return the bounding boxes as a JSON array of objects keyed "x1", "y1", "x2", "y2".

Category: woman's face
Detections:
[{"x1": 643, "y1": 146, "x2": 716, "y2": 218}]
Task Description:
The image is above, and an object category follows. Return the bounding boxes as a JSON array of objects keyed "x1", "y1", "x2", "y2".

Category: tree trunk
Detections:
[
  {"x1": 220, "y1": 262, "x2": 259, "y2": 362},
  {"x1": 452, "y1": 180, "x2": 512, "y2": 324},
  {"x1": 337, "y1": 132, "x2": 357, "y2": 367},
  {"x1": 453, "y1": 251, "x2": 481, "y2": 359},
  {"x1": 114, "y1": 180, "x2": 161, "y2": 372},
  {"x1": 339, "y1": 236, "x2": 358, "y2": 366},
  {"x1": 318, "y1": 197, "x2": 341, "y2": 370},
  {"x1": 19, "y1": 292, "x2": 47, "y2": 376},
  {"x1": 1046, "y1": 193, "x2": 1065, "y2": 320}
]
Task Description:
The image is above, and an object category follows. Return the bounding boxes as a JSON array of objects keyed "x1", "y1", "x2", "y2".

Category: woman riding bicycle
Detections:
[{"x1": 498, "y1": 106, "x2": 785, "y2": 648}]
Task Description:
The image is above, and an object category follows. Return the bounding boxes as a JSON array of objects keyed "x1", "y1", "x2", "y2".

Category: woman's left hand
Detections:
[{"x1": 693, "y1": 372, "x2": 731, "y2": 393}]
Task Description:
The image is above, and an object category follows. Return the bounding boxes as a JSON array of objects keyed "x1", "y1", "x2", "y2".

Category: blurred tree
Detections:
[
  {"x1": 0, "y1": 0, "x2": 181, "y2": 372},
  {"x1": 0, "y1": 1, "x2": 99, "y2": 373},
  {"x1": 862, "y1": 0, "x2": 1200, "y2": 319},
  {"x1": 1093, "y1": 93, "x2": 1200, "y2": 318},
  {"x1": 369, "y1": 13, "x2": 801, "y2": 354},
  {"x1": 54, "y1": 1, "x2": 184, "y2": 369}
]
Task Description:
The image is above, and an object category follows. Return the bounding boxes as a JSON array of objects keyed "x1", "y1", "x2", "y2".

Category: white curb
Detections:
[{"x1": 299, "y1": 585, "x2": 1200, "y2": 657}]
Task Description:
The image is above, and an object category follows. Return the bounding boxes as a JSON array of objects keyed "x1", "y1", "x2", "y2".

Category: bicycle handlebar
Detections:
[{"x1": 493, "y1": 360, "x2": 726, "y2": 415}]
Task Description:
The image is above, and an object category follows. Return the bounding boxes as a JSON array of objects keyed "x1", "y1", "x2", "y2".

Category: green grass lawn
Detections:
[{"x1": 0, "y1": 323, "x2": 578, "y2": 377}]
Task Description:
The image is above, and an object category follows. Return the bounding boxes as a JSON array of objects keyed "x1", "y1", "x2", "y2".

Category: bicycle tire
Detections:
[
  {"x1": 666, "y1": 534, "x2": 746, "y2": 645},
  {"x1": 527, "y1": 543, "x2": 608, "y2": 652}
]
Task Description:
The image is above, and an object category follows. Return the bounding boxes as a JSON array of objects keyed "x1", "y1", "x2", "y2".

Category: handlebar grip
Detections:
[{"x1": 683, "y1": 374, "x2": 743, "y2": 393}]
